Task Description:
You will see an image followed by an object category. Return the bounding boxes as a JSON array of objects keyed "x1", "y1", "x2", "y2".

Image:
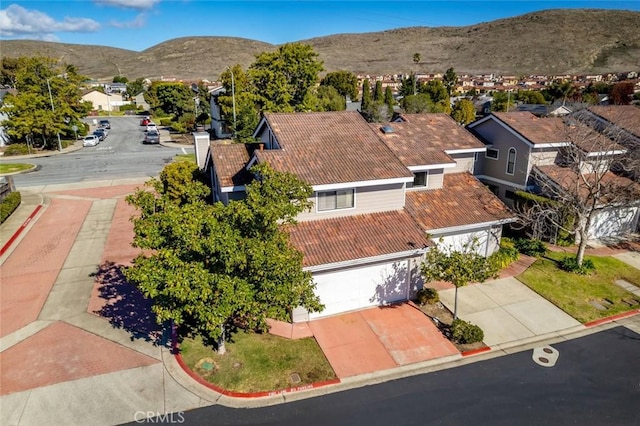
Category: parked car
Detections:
[
  {"x1": 140, "y1": 116, "x2": 151, "y2": 126},
  {"x1": 93, "y1": 128, "x2": 107, "y2": 141},
  {"x1": 146, "y1": 123, "x2": 158, "y2": 133},
  {"x1": 143, "y1": 131, "x2": 160, "y2": 144},
  {"x1": 99, "y1": 119, "x2": 111, "y2": 129},
  {"x1": 83, "y1": 135, "x2": 99, "y2": 147}
]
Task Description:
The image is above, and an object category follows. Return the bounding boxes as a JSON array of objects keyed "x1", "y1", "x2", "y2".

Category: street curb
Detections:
[
  {"x1": 461, "y1": 346, "x2": 492, "y2": 357},
  {"x1": 0, "y1": 204, "x2": 42, "y2": 257},
  {"x1": 0, "y1": 164, "x2": 38, "y2": 176},
  {"x1": 584, "y1": 309, "x2": 640, "y2": 328},
  {"x1": 171, "y1": 327, "x2": 341, "y2": 399}
]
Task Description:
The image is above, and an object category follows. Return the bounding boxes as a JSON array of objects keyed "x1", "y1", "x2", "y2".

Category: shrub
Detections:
[
  {"x1": 489, "y1": 238, "x2": 520, "y2": 269},
  {"x1": 1, "y1": 191, "x2": 21, "y2": 223},
  {"x1": 513, "y1": 238, "x2": 547, "y2": 257},
  {"x1": 416, "y1": 287, "x2": 439, "y2": 305},
  {"x1": 451, "y1": 319, "x2": 484, "y2": 344},
  {"x1": 159, "y1": 118, "x2": 173, "y2": 126},
  {"x1": 559, "y1": 256, "x2": 595, "y2": 275},
  {"x1": 3, "y1": 144, "x2": 30, "y2": 156},
  {"x1": 171, "y1": 121, "x2": 187, "y2": 134}
]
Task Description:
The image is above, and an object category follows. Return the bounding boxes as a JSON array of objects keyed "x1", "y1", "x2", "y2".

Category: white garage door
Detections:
[
  {"x1": 589, "y1": 207, "x2": 640, "y2": 239},
  {"x1": 308, "y1": 260, "x2": 409, "y2": 320}
]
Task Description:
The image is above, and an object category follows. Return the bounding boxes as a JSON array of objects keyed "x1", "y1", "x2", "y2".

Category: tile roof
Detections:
[
  {"x1": 404, "y1": 172, "x2": 515, "y2": 231},
  {"x1": 534, "y1": 164, "x2": 640, "y2": 202},
  {"x1": 492, "y1": 112, "x2": 568, "y2": 144},
  {"x1": 588, "y1": 105, "x2": 640, "y2": 138},
  {"x1": 286, "y1": 210, "x2": 431, "y2": 267},
  {"x1": 255, "y1": 111, "x2": 413, "y2": 186},
  {"x1": 209, "y1": 143, "x2": 252, "y2": 187}
]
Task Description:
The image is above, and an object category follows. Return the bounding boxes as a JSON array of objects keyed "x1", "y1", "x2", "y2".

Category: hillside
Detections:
[{"x1": 2, "y1": 9, "x2": 639, "y2": 81}]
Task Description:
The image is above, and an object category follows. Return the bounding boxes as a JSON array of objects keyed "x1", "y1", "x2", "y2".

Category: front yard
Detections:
[
  {"x1": 179, "y1": 331, "x2": 336, "y2": 393},
  {"x1": 518, "y1": 252, "x2": 640, "y2": 323}
]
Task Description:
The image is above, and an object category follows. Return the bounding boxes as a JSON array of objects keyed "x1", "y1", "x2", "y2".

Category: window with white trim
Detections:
[
  {"x1": 506, "y1": 148, "x2": 516, "y2": 175},
  {"x1": 486, "y1": 148, "x2": 499, "y2": 159},
  {"x1": 317, "y1": 189, "x2": 354, "y2": 211},
  {"x1": 407, "y1": 171, "x2": 429, "y2": 189}
]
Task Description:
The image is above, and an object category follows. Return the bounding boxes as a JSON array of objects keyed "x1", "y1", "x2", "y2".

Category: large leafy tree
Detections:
[
  {"x1": 124, "y1": 162, "x2": 323, "y2": 350},
  {"x1": 451, "y1": 98, "x2": 476, "y2": 125},
  {"x1": 144, "y1": 82, "x2": 194, "y2": 117},
  {"x1": 421, "y1": 238, "x2": 498, "y2": 320},
  {"x1": 491, "y1": 91, "x2": 516, "y2": 112},
  {"x1": 302, "y1": 85, "x2": 346, "y2": 112},
  {"x1": 443, "y1": 67, "x2": 458, "y2": 97},
  {"x1": 361, "y1": 78, "x2": 372, "y2": 112},
  {"x1": 249, "y1": 43, "x2": 324, "y2": 112},
  {"x1": 126, "y1": 78, "x2": 146, "y2": 99},
  {"x1": 401, "y1": 93, "x2": 434, "y2": 114},
  {"x1": 515, "y1": 90, "x2": 547, "y2": 105},
  {"x1": 218, "y1": 64, "x2": 260, "y2": 142},
  {"x1": 320, "y1": 70, "x2": 358, "y2": 101}
]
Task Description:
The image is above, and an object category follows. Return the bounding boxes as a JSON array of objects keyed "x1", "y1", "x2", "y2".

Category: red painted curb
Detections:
[
  {"x1": 171, "y1": 326, "x2": 341, "y2": 398},
  {"x1": 584, "y1": 309, "x2": 640, "y2": 328},
  {"x1": 0, "y1": 205, "x2": 42, "y2": 257},
  {"x1": 461, "y1": 346, "x2": 491, "y2": 357}
]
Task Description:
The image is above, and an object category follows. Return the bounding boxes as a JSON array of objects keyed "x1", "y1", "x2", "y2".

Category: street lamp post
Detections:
[
  {"x1": 46, "y1": 77, "x2": 63, "y2": 152},
  {"x1": 229, "y1": 67, "x2": 237, "y2": 139}
]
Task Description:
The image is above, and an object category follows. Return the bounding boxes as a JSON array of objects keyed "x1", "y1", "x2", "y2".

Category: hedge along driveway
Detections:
[{"x1": 517, "y1": 252, "x2": 640, "y2": 323}]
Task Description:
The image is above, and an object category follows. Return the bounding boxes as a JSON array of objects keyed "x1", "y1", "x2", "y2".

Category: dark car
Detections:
[
  {"x1": 93, "y1": 128, "x2": 107, "y2": 141},
  {"x1": 143, "y1": 130, "x2": 160, "y2": 144},
  {"x1": 99, "y1": 119, "x2": 111, "y2": 129}
]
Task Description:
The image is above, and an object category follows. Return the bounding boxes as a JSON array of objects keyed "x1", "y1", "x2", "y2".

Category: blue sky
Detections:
[{"x1": 1, "y1": 1, "x2": 639, "y2": 52}]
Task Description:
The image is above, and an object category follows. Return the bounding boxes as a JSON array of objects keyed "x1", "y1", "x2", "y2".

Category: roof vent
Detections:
[{"x1": 381, "y1": 125, "x2": 394, "y2": 134}]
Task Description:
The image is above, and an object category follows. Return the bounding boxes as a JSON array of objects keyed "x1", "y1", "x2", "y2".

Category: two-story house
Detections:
[
  {"x1": 468, "y1": 111, "x2": 640, "y2": 239},
  {"x1": 204, "y1": 111, "x2": 514, "y2": 321}
]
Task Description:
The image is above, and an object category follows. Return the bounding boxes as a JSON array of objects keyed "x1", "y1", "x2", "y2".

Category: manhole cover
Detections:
[
  {"x1": 532, "y1": 346, "x2": 559, "y2": 367},
  {"x1": 201, "y1": 361, "x2": 214, "y2": 371},
  {"x1": 290, "y1": 373, "x2": 301, "y2": 384},
  {"x1": 196, "y1": 357, "x2": 217, "y2": 372},
  {"x1": 538, "y1": 357, "x2": 549, "y2": 364},
  {"x1": 543, "y1": 348, "x2": 553, "y2": 354}
]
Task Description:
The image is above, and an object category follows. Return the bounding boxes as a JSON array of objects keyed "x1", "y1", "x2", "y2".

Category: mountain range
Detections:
[{"x1": 2, "y1": 9, "x2": 640, "y2": 81}]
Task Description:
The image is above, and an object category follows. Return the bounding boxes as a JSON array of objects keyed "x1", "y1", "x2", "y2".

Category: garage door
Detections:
[
  {"x1": 589, "y1": 207, "x2": 640, "y2": 239},
  {"x1": 308, "y1": 260, "x2": 409, "y2": 320}
]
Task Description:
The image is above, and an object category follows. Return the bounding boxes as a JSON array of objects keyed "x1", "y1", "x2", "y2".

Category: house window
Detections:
[
  {"x1": 487, "y1": 184, "x2": 499, "y2": 196},
  {"x1": 506, "y1": 148, "x2": 517, "y2": 175},
  {"x1": 486, "y1": 148, "x2": 499, "y2": 159},
  {"x1": 317, "y1": 189, "x2": 354, "y2": 211},
  {"x1": 408, "y1": 171, "x2": 429, "y2": 188}
]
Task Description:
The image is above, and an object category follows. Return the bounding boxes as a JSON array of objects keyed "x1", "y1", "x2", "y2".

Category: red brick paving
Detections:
[
  {"x1": 52, "y1": 184, "x2": 143, "y2": 200},
  {"x1": 0, "y1": 321, "x2": 159, "y2": 395},
  {"x1": 1, "y1": 199, "x2": 91, "y2": 337}
]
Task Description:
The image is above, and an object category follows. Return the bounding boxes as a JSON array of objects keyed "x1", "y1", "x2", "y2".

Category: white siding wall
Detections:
[
  {"x1": 431, "y1": 225, "x2": 503, "y2": 257},
  {"x1": 529, "y1": 147, "x2": 561, "y2": 167},
  {"x1": 297, "y1": 183, "x2": 405, "y2": 221},
  {"x1": 446, "y1": 153, "x2": 476, "y2": 174}
]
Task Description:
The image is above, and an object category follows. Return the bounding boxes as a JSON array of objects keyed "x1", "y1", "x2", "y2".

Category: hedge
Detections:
[{"x1": 0, "y1": 191, "x2": 21, "y2": 224}]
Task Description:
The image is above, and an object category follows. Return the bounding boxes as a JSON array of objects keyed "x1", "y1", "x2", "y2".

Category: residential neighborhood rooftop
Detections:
[
  {"x1": 287, "y1": 210, "x2": 431, "y2": 267},
  {"x1": 209, "y1": 143, "x2": 252, "y2": 188},
  {"x1": 404, "y1": 172, "x2": 516, "y2": 232},
  {"x1": 255, "y1": 111, "x2": 413, "y2": 186},
  {"x1": 491, "y1": 112, "x2": 568, "y2": 145},
  {"x1": 588, "y1": 105, "x2": 640, "y2": 138}
]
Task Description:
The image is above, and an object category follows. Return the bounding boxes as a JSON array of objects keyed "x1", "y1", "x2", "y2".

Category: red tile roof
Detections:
[
  {"x1": 534, "y1": 164, "x2": 640, "y2": 202},
  {"x1": 210, "y1": 143, "x2": 252, "y2": 187},
  {"x1": 492, "y1": 112, "x2": 568, "y2": 144},
  {"x1": 287, "y1": 210, "x2": 431, "y2": 267},
  {"x1": 588, "y1": 105, "x2": 640, "y2": 138},
  {"x1": 404, "y1": 173, "x2": 515, "y2": 231},
  {"x1": 255, "y1": 111, "x2": 413, "y2": 186}
]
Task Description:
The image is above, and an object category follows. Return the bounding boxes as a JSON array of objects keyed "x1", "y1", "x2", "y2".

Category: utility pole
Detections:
[{"x1": 229, "y1": 67, "x2": 237, "y2": 140}]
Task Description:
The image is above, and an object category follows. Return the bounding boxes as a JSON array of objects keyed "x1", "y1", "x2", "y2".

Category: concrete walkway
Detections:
[{"x1": 439, "y1": 277, "x2": 582, "y2": 347}]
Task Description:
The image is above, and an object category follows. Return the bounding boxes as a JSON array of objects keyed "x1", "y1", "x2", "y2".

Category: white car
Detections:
[
  {"x1": 83, "y1": 135, "x2": 99, "y2": 147},
  {"x1": 146, "y1": 123, "x2": 158, "y2": 133}
]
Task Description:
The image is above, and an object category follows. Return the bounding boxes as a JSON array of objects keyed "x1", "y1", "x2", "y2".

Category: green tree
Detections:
[
  {"x1": 113, "y1": 75, "x2": 128, "y2": 83},
  {"x1": 443, "y1": 67, "x2": 458, "y2": 97},
  {"x1": 548, "y1": 80, "x2": 576, "y2": 105},
  {"x1": 401, "y1": 93, "x2": 434, "y2": 113},
  {"x1": 1, "y1": 57, "x2": 20, "y2": 87},
  {"x1": 399, "y1": 73, "x2": 420, "y2": 97},
  {"x1": 124, "y1": 162, "x2": 323, "y2": 351},
  {"x1": 491, "y1": 91, "x2": 516, "y2": 112},
  {"x1": 421, "y1": 238, "x2": 498, "y2": 320},
  {"x1": 218, "y1": 65, "x2": 260, "y2": 142},
  {"x1": 515, "y1": 90, "x2": 547, "y2": 105},
  {"x1": 126, "y1": 78, "x2": 146, "y2": 99},
  {"x1": 421, "y1": 80, "x2": 450, "y2": 108},
  {"x1": 361, "y1": 79, "x2": 372, "y2": 112},
  {"x1": 320, "y1": 70, "x2": 358, "y2": 101},
  {"x1": 302, "y1": 85, "x2": 346, "y2": 111},
  {"x1": 249, "y1": 43, "x2": 324, "y2": 112},
  {"x1": 145, "y1": 82, "x2": 194, "y2": 118},
  {"x1": 384, "y1": 86, "x2": 395, "y2": 118},
  {"x1": 374, "y1": 80, "x2": 384, "y2": 102},
  {"x1": 451, "y1": 98, "x2": 476, "y2": 125}
]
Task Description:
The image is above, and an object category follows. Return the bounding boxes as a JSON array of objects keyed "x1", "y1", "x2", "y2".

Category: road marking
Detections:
[
  {"x1": 0, "y1": 205, "x2": 43, "y2": 257},
  {"x1": 181, "y1": 147, "x2": 187, "y2": 154},
  {"x1": 96, "y1": 146, "x2": 113, "y2": 151}
]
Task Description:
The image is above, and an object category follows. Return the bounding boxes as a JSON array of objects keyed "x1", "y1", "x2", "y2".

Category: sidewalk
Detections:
[{"x1": 1, "y1": 181, "x2": 639, "y2": 425}]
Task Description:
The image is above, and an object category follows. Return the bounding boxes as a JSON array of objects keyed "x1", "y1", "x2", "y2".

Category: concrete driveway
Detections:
[
  {"x1": 308, "y1": 303, "x2": 459, "y2": 378},
  {"x1": 438, "y1": 277, "x2": 581, "y2": 347}
]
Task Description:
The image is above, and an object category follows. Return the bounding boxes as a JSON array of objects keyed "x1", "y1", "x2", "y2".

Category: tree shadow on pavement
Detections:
[{"x1": 92, "y1": 261, "x2": 170, "y2": 347}]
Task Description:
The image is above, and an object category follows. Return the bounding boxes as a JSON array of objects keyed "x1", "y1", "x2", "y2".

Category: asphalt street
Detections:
[{"x1": 131, "y1": 326, "x2": 640, "y2": 426}]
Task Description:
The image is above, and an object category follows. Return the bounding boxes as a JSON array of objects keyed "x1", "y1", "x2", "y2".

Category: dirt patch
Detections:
[{"x1": 417, "y1": 301, "x2": 487, "y2": 353}]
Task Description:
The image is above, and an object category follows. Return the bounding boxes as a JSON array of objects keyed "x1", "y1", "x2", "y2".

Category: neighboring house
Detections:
[
  {"x1": 208, "y1": 86, "x2": 232, "y2": 139},
  {"x1": 81, "y1": 89, "x2": 127, "y2": 112},
  {"x1": 0, "y1": 88, "x2": 16, "y2": 147},
  {"x1": 516, "y1": 103, "x2": 572, "y2": 117},
  {"x1": 204, "y1": 111, "x2": 514, "y2": 321},
  {"x1": 468, "y1": 111, "x2": 639, "y2": 239}
]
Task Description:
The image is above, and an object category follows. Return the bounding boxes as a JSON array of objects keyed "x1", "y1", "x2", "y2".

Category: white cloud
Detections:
[
  {"x1": 110, "y1": 13, "x2": 147, "y2": 29},
  {"x1": 0, "y1": 4, "x2": 100, "y2": 37},
  {"x1": 94, "y1": 0, "x2": 160, "y2": 10}
]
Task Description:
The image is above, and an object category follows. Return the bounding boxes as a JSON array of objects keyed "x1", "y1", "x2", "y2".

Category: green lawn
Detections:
[
  {"x1": 180, "y1": 331, "x2": 336, "y2": 393},
  {"x1": 174, "y1": 153, "x2": 196, "y2": 163},
  {"x1": 518, "y1": 252, "x2": 640, "y2": 323},
  {"x1": 0, "y1": 163, "x2": 34, "y2": 174}
]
